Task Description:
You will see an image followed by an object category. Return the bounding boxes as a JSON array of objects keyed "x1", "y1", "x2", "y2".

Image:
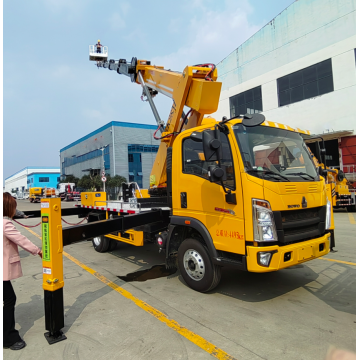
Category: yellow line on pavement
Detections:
[
  {"x1": 25, "y1": 227, "x2": 236, "y2": 360},
  {"x1": 348, "y1": 213, "x2": 356, "y2": 224},
  {"x1": 319, "y1": 257, "x2": 356, "y2": 266}
]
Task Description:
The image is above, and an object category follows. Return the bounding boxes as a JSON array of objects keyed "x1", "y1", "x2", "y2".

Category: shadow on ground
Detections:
[
  {"x1": 210, "y1": 264, "x2": 319, "y2": 302},
  {"x1": 16, "y1": 294, "x2": 44, "y2": 338},
  {"x1": 15, "y1": 285, "x2": 115, "y2": 337},
  {"x1": 303, "y1": 263, "x2": 355, "y2": 315},
  {"x1": 88, "y1": 241, "x2": 356, "y2": 316}
]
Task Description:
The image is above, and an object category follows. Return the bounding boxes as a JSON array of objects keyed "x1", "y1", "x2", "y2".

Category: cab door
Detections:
[{"x1": 173, "y1": 130, "x2": 245, "y2": 255}]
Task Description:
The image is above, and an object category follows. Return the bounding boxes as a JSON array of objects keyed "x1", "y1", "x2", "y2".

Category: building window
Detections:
[
  {"x1": 127, "y1": 144, "x2": 159, "y2": 153},
  {"x1": 277, "y1": 59, "x2": 334, "y2": 107},
  {"x1": 39, "y1": 177, "x2": 50, "y2": 182},
  {"x1": 57, "y1": 177, "x2": 60, "y2": 182},
  {"x1": 63, "y1": 145, "x2": 110, "y2": 168},
  {"x1": 27, "y1": 179, "x2": 30, "y2": 184},
  {"x1": 128, "y1": 154, "x2": 133, "y2": 162},
  {"x1": 104, "y1": 146, "x2": 110, "y2": 170},
  {"x1": 229, "y1": 86, "x2": 262, "y2": 118},
  {"x1": 128, "y1": 153, "x2": 143, "y2": 187}
]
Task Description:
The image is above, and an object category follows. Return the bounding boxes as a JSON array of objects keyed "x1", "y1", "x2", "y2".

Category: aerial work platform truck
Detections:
[
  {"x1": 19, "y1": 46, "x2": 338, "y2": 346},
  {"x1": 56, "y1": 49, "x2": 333, "y2": 293}
]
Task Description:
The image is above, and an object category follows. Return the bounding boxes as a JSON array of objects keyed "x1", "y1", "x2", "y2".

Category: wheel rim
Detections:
[
  {"x1": 93, "y1": 237, "x2": 101, "y2": 246},
  {"x1": 183, "y1": 249, "x2": 205, "y2": 281}
]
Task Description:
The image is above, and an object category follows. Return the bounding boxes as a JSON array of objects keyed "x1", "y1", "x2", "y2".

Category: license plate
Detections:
[{"x1": 298, "y1": 246, "x2": 314, "y2": 261}]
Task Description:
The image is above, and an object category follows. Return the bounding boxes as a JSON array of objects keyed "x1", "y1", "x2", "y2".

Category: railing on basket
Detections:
[{"x1": 89, "y1": 45, "x2": 108, "y2": 56}]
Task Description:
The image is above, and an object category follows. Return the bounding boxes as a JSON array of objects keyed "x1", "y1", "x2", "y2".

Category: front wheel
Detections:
[
  {"x1": 92, "y1": 235, "x2": 110, "y2": 253},
  {"x1": 178, "y1": 238, "x2": 221, "y2": 293}
]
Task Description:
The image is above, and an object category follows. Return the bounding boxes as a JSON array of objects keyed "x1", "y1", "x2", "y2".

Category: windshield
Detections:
[{"x1": 233, "y1": 123, "x2": 318, "y2": 181}]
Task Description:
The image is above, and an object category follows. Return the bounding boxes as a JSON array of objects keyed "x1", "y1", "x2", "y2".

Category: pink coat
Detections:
[{"x1": 3, "y1": 218, "x2": 41, "y2": 281}]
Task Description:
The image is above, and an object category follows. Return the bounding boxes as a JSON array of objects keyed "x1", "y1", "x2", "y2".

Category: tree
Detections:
[
  {"x1": 77, "y1": 175, "x2": 92, "y2": 190},
  {"x1": 105, "y1": 174, "x2": 126, "y2": 199},
  {"x1": 107, "y1": 175, "x2": 126, "y2": 189},
  {"x1": 77, "y1": 174, "x2": 103, "y2": 191},
  {"x1": 92, "y1": 175, "x2": 103, "y2": 190},
  {"x1": 77, "y1": 173, "x2": 126, "y2": 195}
]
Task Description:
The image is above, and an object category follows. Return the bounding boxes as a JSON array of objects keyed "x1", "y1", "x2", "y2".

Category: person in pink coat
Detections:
[{"x1": 3, "y1": 192, "x2": 42, "y2": 350}]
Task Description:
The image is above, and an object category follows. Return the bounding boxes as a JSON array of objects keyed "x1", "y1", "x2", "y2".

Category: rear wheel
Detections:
[
  {"x1": 92, "y1": 235, "x2": 110, "y2": 253},
  {"x1": 108, "y1": 240, "x2": 118, "y2": 251},
  {"x1": 178, "y1": 238, "x2": 221, "y2": 293}
]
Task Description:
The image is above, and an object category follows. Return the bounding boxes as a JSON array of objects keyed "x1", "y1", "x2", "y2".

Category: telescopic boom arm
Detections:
[{"x1": 95, "y1": 56, "x2": 222, "y2": 194}]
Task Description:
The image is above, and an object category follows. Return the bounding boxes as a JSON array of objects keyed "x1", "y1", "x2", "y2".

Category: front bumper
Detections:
[{"x1": 246, "y1": 232, "x2": 331, "y2": 272}]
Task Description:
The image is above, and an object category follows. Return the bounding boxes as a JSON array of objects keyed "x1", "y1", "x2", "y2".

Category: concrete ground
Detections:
[{"x1": 4, "y1": 200, "x2": 356, "y2": 360}]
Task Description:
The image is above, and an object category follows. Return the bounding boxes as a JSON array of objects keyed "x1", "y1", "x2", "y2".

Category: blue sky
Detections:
[{"x1": 4, "y1": 0, "x2": 295, "y2": 180}]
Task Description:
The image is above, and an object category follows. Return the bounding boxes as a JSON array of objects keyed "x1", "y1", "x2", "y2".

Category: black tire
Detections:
[
  {"x1": 347, "y1": 205, "x2": 356, "y2": 213},
  {"x1": 108, "y1": 239, "x2": 118, "y2": 251},
  {"x1": 92, "y1": 235, "x2": 110, "y2": 253},
  {"x1": 178, "y1": 238, "x2": 221, "y2": 293}
]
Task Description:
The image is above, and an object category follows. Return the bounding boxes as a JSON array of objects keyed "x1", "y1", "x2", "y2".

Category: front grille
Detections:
[
  {"x1": 273, "y1": 206, "x2": 326, "y2": 245},
  {"x1": 283, "y1": 224, "x2": 319, "y2": 236},
  {"x1": 281, "y1": 206, "x2": 321, "y2": 223}
]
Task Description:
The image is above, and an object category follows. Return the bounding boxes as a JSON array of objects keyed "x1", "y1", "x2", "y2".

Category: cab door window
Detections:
[{"x1": 182, "y1": 132, "x2": 235, "y2": 190}]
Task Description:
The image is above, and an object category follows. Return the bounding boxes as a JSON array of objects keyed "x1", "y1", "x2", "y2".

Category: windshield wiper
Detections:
[
  {"x1": 286, "y1": 172, "x2": 316, "y2": 180},
  {"x1": 247, "y1": 169, "x2": 290, "y2": 182}
]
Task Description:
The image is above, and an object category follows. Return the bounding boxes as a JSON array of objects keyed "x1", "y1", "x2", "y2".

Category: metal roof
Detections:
[
  {"x1": 60, "y1": 121, "x2": 158, "y2": 153},
  {"x1": 5, "y1": 167, "x2": 60, "y2": 181},
  {"x1": 302, "y1": 130, "x2": 354, "y2": 142}
]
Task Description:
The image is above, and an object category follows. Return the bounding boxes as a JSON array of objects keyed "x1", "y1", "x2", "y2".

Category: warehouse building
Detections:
[
  {"x1": 4, "y1": 167, "x2": 60, "y2": 193},
  {"x1": 213, "y1": 0, "x2": 356, "y2": 173},
  {"x1": 60, "y1": 121, "x2": 160, "y2": 189}
]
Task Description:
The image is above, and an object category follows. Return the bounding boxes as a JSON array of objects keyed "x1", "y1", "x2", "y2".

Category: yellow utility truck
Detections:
[
  {"x1": 306, "y1": 138, "x2": 356, "y2": 213},
  {"x1": 65, "y1": 54, "x2": 333, "y2": 293},
  {"x1": 29, "y1": 187, "x2": 56, "y2": 203},
  {"x1": 327, "y1": 168, "x2": 355, "y2": 211}
]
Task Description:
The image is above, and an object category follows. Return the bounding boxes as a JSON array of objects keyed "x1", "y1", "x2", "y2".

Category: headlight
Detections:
[
  {"x1": 252, "y1": 199, "x2": 278, "y2": 242},
  {"x1": 325, "y1": 199, "x2": 331, "y2": 230}
]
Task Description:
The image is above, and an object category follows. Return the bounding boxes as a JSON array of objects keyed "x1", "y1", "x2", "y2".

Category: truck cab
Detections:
[{"x1": 166, "y1": 116, "x2": 331, "y2": 288}]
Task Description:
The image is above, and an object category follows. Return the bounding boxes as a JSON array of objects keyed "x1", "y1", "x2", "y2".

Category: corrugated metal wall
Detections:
[{"x1": 60, "y1": 123, "x2": 160, "y2": 189}]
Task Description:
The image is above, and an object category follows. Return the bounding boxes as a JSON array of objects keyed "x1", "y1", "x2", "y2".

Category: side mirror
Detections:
[
  {"x1": 337, "y1": 170, "x2": 344, "y2": 182},
  {"x1": 208, "y1": 165, "x2": 227, "y2": 183},
  {"x1": 318, "y1": 166, "x2": 328, "y2": 178},
  {"x1": 320, "y1": 147, "x2": 327, "y2": 168},
  {"x1": 202, "y1": 129, "x2": 223, "y2": 161}
]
